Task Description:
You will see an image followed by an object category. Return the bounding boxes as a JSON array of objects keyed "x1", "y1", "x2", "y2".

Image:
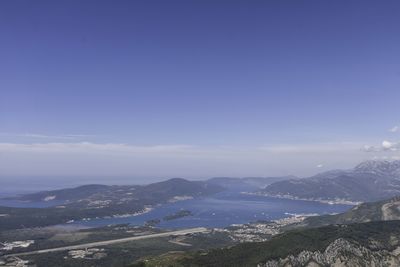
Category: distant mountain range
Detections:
[
  {"x1": 207, "y1": 176, "x2": 297, "y2": 189},
  {"x1": 9, "y1": 178, "x2": 222, "y2": 203},
  {"x1": 258, "y1": 160, "x2": 400, "y2": 203},
  {"x1": 10, "y1": 160, "x2": 400, "y2": 206}
]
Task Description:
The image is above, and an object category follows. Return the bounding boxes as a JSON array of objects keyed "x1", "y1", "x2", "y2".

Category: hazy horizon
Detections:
[{"x1": 0, "y1": 158, "x2": 398, "y2": 191}]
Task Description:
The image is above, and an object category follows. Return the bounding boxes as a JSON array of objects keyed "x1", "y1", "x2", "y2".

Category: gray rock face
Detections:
[{"x1": 260, "y1": 238, "x2": 400, "y2": 267}]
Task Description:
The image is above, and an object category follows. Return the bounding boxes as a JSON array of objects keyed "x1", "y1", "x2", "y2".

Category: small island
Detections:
[
  {"x1": 163, "y1": 210, "x2": 193, "y2": 221},
  {"x1": 144, "y1": 219, "x2": 161, "y2": 227}
]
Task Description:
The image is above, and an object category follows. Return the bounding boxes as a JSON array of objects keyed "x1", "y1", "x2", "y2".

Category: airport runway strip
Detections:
[{"x1": 5, "y1": 227, "x2": 209, "y2": 257}]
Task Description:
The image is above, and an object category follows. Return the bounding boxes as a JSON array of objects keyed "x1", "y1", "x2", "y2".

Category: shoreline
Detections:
[{"x1": 242, "y1": 192, "x2": 361, "y2": 205}]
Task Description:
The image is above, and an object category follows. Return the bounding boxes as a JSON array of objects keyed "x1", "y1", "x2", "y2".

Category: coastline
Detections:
[{"x1": 242, "y1": 192, "x2": 361, "y2": 206}]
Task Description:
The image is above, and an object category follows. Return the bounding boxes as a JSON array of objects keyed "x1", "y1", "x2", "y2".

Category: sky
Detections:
[{"x1": 1, "y1": 0, "x2": 400, "y2": 181}]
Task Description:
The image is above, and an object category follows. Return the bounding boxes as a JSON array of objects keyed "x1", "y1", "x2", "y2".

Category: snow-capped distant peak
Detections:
[{"x1": 354, "y1": 160, "x2": 400, "y2": 177}]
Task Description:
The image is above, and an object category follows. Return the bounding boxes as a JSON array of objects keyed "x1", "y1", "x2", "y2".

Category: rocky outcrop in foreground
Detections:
[{"x1": 260, "y1": 238, "x2": 400, "y2": 267}]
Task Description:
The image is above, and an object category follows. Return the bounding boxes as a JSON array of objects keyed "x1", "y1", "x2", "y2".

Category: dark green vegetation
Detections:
[
  {"x1": 147, "y1": 220, "x2": 400, "y2": 267},
  {"x1": 143, "y1": 210, "x2": 193, "y2": 226},
  {"x1": 0, "y1": 178, "x2": 223, "y2": 230},
  {"x1": 261, "y1": 160, "x2": 400, "y2": 202}
]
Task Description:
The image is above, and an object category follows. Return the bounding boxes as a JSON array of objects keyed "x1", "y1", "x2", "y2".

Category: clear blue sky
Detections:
[{"x1": 1, "y1": 1, "x2": 400, "y2": 179}]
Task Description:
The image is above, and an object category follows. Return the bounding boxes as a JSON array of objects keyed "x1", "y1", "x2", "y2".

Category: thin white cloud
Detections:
[
  {"x1": 362, "y1": 140, "x2": 400, "y2": 152},
  {"x1": 389, "y1": 126, "x2": 399, "y2": 133},
  {"x1": 259, "y1": 142, "x2": 362, "y2": 153},
  {"x1": 382, "y1": 140, "x2": 399, "y2": 151},
  {"x1": 362, "y1": 145, "x2": 378, "y2": 152},
  {"x1": 0, "y1": 142, "x2": 194, "y2": 154},
  {"x1": 21, "y1": 134, "x2": 76, "y2": 139},
  {"x1": 0, "y1": 133, "x2": 94, "y2": 140}
]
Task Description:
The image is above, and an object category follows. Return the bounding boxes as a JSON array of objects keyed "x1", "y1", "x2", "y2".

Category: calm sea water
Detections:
[
  {"x1": 0, "y1": 184, "x2": 353, "y2": 229},
  {"x1": 67, "y1": 191, "x2": 352, "y2": 229}
]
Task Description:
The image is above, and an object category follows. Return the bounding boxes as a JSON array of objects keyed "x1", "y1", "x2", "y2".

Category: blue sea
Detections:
[
  {"x1": 68, "y1": 192, "x2": 351, "y2": 229},
  {"x1": 0, "y1": 184, "x2": 353, "y2": 229}
]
